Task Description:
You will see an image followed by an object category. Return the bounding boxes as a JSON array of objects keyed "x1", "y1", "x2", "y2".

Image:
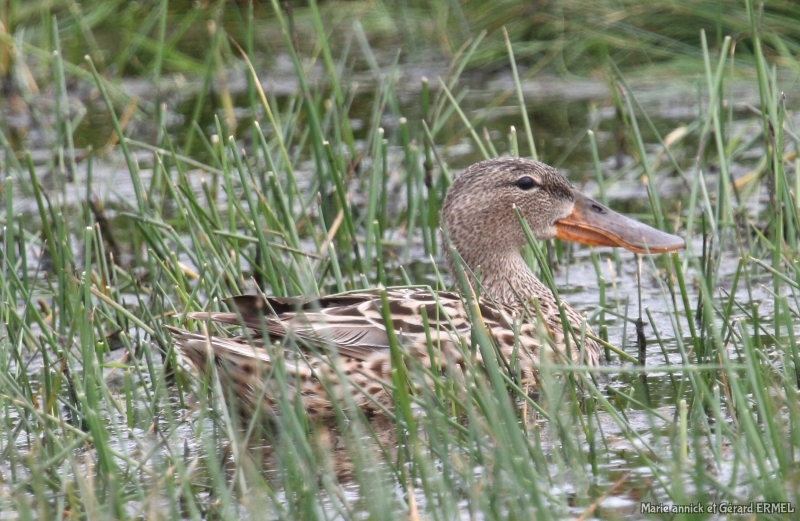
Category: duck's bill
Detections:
[{"x1": 554, "y1": 191, "x2": 685, "y2": 254}]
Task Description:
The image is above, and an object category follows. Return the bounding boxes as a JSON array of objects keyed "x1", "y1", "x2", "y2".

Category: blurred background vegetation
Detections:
[
  {"x1": 4, "y1": 0, "x2": 799, "y2": 168},
  {"x1": 4, "y1": 0, "x2": 800, "y2": 81}
]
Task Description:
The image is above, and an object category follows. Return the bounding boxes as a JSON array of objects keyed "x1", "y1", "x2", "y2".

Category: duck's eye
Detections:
[{"x1": 515, "y1": 176, "x2": 539, "y2": 190}]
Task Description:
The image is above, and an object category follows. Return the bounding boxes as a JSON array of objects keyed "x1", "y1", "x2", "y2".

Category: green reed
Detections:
[{"x1": 1, "y1": 0, "x2": 799, "y2": 519}]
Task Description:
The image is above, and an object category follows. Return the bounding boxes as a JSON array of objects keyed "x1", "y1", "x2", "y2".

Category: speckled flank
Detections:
[{"x1": 168, "y1": 157, "x2": 604, "y2": 419}]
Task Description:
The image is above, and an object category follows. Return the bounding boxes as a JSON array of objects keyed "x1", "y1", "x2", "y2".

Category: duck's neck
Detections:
[{"x1": 448, "y1": 248, "x2": 555, "y2": 310}]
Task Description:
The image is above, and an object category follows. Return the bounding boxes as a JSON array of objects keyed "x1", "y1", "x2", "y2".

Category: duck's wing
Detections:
[
  {"x1": 164, "y1": 325, "x2": 391, "y2": 417},
  {"x1": 185, "y1": 289, "x2": 476, "y2": 361}
]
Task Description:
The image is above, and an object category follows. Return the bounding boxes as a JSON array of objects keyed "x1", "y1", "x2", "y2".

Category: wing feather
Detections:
[{"x1": 182, "y1": 288, "x2": 534, "y2": 362}]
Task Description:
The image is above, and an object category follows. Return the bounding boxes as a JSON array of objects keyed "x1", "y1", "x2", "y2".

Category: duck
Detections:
[{"x1": 166, "y1": 157, "x2": 684, "y2": 418}]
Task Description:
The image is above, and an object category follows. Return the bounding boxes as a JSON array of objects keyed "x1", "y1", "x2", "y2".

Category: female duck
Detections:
[{"x1": 167, "y1": 157, "x2": 684, "y2": 417}]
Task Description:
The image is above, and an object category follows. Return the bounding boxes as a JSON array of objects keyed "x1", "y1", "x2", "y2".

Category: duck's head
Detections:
[{"x1": 442, "y1": 157, "x2": 684, "y2": 272}]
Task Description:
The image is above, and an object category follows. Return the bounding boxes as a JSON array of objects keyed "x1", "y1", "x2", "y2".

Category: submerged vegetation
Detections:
[{"x1": 1, "y1": 0, "x2": 799, "y2": 519}]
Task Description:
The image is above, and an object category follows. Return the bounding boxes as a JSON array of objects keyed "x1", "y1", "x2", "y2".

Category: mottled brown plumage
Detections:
[{"x1": 167, "y1": 157, "x2": 684, "y2": 418}]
